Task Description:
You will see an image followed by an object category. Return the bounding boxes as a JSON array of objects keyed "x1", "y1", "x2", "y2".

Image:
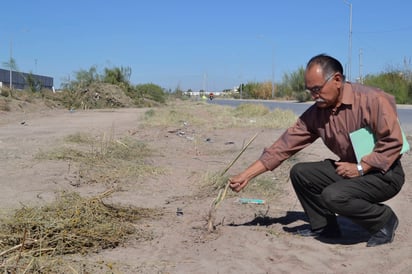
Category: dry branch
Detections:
[{"x1": 207, "y1": 132, "x2": 259, "y2": 231}]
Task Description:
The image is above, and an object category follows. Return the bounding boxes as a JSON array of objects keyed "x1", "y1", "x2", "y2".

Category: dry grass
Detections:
[
  {"x1": 0, "y1": 189, "x2": 162, "y2": 273},
  {"x1": 0, "y1": 98, "x2": 11, "y2": 111},
  {"x1": 138, "y1": 101, "x2": 298, "y2": 232},
  {"x1": 201, "y1": 150, "x2": 300, "y2": 232},
  {"x1": 200, "y1": 165, "x2": 290, "y2": 204},
  {"x1": 140, "y1": 101, "x2": 297, "y2": 130},
  {"x1": 0, "y1": 99, "x2": 300, "y2": 272},
  {"x1": 36, "y1": 132, "x2": 163, "y2": 187}
]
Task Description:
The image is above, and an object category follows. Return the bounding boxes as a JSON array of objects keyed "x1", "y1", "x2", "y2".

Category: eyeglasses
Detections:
[{"x1": 305, "y1": 74, "x2": 334, "y2": 95}]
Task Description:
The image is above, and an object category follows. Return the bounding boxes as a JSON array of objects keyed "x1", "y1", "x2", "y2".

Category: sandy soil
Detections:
[{"x1": 0, "y1": 102, "x2": 411, "y2": 274}]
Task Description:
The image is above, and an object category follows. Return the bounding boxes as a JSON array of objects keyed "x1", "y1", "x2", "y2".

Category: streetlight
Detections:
[
  {"x1": 270, "y1": 45, "x2": 275, "y2": 98},
  {"x1": 257, "y1": 36, "x2": 275, "y2": 98},
  {"x1": 343, "y1": 0, "x2": 353, "y2": 81},
  {"x1": 9, "y1": 40, "x2": 12, "y2": 89}
]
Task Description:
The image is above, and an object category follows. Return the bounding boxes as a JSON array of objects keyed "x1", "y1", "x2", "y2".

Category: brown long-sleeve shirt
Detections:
[{"x1": 259, "y1": 82, "x2": 404, "y2": 173}]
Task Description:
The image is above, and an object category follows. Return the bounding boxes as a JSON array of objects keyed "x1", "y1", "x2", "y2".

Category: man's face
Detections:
[{"x1": 304, "y1": 65, "x2": 341, "y2": 109}]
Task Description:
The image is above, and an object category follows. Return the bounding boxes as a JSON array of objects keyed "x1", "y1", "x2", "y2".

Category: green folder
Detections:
[{"x1": 349, "y1": 126, "x2": 410, "y2": 163}]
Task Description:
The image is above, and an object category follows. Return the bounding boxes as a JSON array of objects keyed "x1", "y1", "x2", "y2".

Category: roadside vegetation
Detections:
[
  {"x1": 141, "y1": 101, "x2": 296, "y2": 130},
  {"x1": 0, "y1": 65, "x2": 169, "y2": 112},
  {"x1": 237, "y1": 62, "x2": 412, "y2": 104},
  {"x1": 1, "y1": 58, "x2": 412, "y2": 112}
]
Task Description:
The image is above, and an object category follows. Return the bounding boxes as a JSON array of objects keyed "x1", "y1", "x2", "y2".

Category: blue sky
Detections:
[{"x1": 2, "y1": 0, "x2": 412, "y2": 91}]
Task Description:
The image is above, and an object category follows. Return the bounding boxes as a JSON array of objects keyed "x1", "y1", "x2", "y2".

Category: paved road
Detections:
[{"x1": 209, "y1": 98, "x2": 412, "y2": 133}]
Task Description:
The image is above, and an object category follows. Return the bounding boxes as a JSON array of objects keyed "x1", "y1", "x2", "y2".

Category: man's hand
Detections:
[
  {"x1": 228, "y1": 160, "x2": 268, "y2": 192},
  {"x1": 335, "y1": 161, "x2": 360, "y2": 178},
  {"x1": 228, "y1": 174, "x2": 250, "y2": 192}
]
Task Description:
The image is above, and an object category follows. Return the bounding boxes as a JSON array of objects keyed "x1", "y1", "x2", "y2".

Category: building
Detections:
[{"x1": 0, "y1": 68, "x2": 54, "y2": 90}]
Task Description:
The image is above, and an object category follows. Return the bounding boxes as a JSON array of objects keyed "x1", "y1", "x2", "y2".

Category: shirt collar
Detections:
[{"x1": 341, "y1": 82, "x2": 354, "y2": 106}]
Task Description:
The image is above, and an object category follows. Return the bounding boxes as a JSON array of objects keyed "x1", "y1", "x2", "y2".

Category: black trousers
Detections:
[{"x1": 290, "y1": 159, "x2": 404, "y2": 234}]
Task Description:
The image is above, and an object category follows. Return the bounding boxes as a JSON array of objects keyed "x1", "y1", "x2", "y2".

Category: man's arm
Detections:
[
  {"x1": 362, "y1": 95, "x2": 403, "y2": 172},
  {"x1": 229, "y1": 160, "x2": 268, "y2": 192}
]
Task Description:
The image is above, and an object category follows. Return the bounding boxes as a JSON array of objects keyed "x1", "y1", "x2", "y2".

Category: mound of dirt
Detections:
[
  {"x1": 0, "y1": 83, "x2": 134, "y2": 114},
  {"x1": 79, "y1": 83, "x2": 135, "y2": 109}
]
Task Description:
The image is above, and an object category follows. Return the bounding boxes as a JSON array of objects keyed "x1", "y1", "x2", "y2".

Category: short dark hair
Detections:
[{"x1": 306, "y1": 54, "x2": 344, "y2": 79}]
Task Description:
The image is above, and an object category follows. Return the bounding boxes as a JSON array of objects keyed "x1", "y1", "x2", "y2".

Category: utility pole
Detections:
[
  {"x1": 359, "y1": 48, "x2": 363, "y2": 84},
  {"x1": 9, "y1": 40, "x2": 12, "y2": 89},
  {"x1": 271, "y1": 45, "x2": 275, "y2": 99},
  {"x1": 343, "y1": 1, "x2": 353, "y2": 81}
]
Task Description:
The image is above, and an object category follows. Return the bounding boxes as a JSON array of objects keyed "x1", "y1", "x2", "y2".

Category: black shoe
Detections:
[
  {"x1": 294, "y1": 224, "x2": 341, "y2": 238},
  {"x1": 366, "y1": 213, "x2": 398, "y2": 247}
]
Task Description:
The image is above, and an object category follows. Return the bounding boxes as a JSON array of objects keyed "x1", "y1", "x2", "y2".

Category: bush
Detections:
[
  {"x1": 363, "y1": 72, "x2": 410, "y2": 104},
  {"x1": 1, "y1": 89, "x2": 10, "y2": 97},
  {"x1": 131, "y1": 83, "x2": 166, "y2": 104},
  {"x1": 295, "y1": 91, "x2": 311, "y2": 102}
]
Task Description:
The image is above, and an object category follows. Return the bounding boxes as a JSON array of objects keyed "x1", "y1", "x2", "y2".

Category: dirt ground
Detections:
[{"x1": 0, "y1": 101, "x2": 411, "y2": 274}]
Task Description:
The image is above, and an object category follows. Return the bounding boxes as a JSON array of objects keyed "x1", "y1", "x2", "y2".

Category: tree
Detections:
[
  {"x1": 134, "y1": 83, "x2": 166, "y2": 104},
  {"x1": 243, "y1": 82, "x2": 265, "y2": 99},
  {"x1": 75, "y1": 66, "x2": 100, "y2": 88},
  {"x1": 103, "y1": 66, "x2": 132, "y2": 85},
  {"x1": 278, "y1": 66, "x2": 309, "y2": 101},
  {"x1": 25, "y1": 73, "x2": 41, "y2": 92},
  {"x1": 280, "y1": 67, "x2": 305, "y2": 96},
  {"x1": 61, "y1": 66, "x2": 100, "y2": 91},
  {"x1": 2, "y1": 57, "x2": 18, "y2": 89}
]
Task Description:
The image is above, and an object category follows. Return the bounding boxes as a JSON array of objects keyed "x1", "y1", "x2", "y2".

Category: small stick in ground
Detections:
[{"x1": 207, "y1": 132, "x2": 259, "y2": 232}]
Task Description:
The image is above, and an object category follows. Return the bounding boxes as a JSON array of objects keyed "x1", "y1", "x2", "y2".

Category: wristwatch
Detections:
[{"x1": 357, "y1": 163, "x2": 364, "y2": 176}]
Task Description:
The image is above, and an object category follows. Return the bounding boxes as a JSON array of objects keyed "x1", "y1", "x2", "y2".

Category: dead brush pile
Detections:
[{"x1": 0, "y1": 189, "x2": 161, "y2": 273}]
